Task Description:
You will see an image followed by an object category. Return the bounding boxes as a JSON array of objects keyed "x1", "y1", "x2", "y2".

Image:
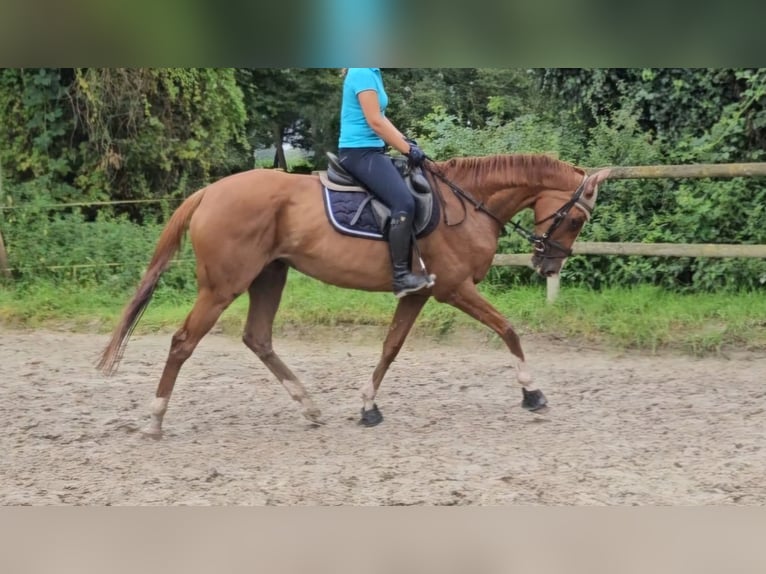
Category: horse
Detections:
[{"x1": 97, "y1": 153, "x2": 611, "y2": 436}]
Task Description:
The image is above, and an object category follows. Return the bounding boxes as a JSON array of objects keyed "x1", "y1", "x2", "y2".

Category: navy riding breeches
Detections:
[{"x1": 337, "y1": 147, "x2": 415, "y2": 218}]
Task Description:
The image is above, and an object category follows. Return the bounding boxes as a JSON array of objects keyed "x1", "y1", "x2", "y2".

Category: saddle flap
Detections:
[{"x1": 318, "y1": 171, "x2": 366, "y2": 192}]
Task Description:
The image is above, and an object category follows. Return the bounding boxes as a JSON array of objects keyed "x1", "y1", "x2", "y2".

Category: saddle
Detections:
[{"x1": 318, "y1": 152, "x2": 438, "y2": 239}]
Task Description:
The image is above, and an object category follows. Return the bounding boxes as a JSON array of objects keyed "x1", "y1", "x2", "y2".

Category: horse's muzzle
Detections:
[{"x1": 531, "y1": 254, "x2": 563, "y2": 277}]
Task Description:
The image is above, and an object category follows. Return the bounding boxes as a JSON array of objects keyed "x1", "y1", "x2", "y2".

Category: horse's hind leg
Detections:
[
  {"x1": 359, "y1": 293, "x2": 429, "y2": 427},
  {"x1": 145, "y1": 288, "x2": 235, "y2": 436},
  {"x1": 242, "y1": 261, "x2": 322, "y2": 424}
]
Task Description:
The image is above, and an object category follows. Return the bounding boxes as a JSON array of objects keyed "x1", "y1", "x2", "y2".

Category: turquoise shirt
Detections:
[{"x1": 338, "y1": 68, "x2": 388, "y2": 148}]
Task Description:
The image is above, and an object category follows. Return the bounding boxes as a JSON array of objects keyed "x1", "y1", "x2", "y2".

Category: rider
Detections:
[{"x1": 337, "y1": 67, "x2": 432, "y2": 298}]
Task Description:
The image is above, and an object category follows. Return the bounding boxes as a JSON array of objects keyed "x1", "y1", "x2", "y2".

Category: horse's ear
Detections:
[{"x1": 584, "y1": 168, "x2": 611, "y2": 198}]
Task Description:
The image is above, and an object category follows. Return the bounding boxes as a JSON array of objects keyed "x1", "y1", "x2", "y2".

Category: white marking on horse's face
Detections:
[{"x1": 574, "y1": 183, "x2": 599, "y2": 219}]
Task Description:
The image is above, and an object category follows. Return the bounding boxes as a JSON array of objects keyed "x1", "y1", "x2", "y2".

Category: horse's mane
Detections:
[{"x1": 434, "y1": 154, "x2": 584, "y2": 192}]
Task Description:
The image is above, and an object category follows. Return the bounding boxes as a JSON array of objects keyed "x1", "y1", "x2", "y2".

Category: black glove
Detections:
[
  {"x1": 405, "y1": 137, "x2": 418, "y2": 147},
  {"x1": 406, "y1": 142, "x2": 427, "y2": 166}
]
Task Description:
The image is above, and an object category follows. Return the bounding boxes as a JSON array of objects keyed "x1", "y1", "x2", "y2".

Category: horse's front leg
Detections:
[
  {"x1": 441, "y1": 281, "x2": 548, "y2": 412},
  {"x1": 360, "y1": 293, "x2": 429, "y2": 426}
]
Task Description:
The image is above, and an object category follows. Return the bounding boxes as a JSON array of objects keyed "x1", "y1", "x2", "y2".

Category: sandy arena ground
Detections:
[{"x1": 1, "y1": 326, "x2": 764, "y2": 505}]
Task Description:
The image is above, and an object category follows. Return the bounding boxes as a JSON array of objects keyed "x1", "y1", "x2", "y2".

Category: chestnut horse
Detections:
[{"x1": 98, "y1": 154, "x2": 610, "y2": 436}]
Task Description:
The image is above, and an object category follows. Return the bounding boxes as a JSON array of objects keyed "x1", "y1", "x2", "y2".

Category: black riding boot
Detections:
[{"x1": 388, "y1": 212, "x2": 430, "y2": 298}]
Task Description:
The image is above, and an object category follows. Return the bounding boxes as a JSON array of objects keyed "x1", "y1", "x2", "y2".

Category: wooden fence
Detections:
[{"x1": 494, "y1": 162, "x2": 766, "y2": 302}]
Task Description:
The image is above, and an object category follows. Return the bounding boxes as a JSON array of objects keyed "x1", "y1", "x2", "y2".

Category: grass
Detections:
[{"x1": 1, "y1": 272, "x2": 765, "y2": 356}]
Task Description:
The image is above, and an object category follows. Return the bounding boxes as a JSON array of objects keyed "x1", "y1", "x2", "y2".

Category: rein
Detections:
[
  {"x1": 425, "y1": 161, "x2": 506, "y2": 229},
  {"x1": 423, "y1": 159, "x2": 590, "y2": 258}
]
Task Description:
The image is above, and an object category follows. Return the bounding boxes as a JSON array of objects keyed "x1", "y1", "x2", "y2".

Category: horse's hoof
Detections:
[
  {"x1": 359, "y1": 403, "x2": 383, "y2": 427},
  {"x1": 521, "y1": 388, "x2": 548, "y2": 412},
  {"x1": 140, "y1": 426, "x2": 163, "y2": 439},
  {"x1": 302, "y1": 406, "x2": 324, "y2": 425}
]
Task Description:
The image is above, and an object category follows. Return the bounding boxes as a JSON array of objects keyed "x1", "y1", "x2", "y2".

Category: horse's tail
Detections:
[{"x1": 97, "y1": 188, "x2": 208, "y2": 375}]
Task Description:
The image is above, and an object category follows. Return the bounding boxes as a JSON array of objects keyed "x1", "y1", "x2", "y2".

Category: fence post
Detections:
[
  {"x1": 0, "y1": 160, "x2": 8, "y2": 278},
  {"x1": 546, "y1": 274, "x2": 560, "y2": 304},
  {"x1": 0, "y1": 229, "x2": 8, "y2": 278}
]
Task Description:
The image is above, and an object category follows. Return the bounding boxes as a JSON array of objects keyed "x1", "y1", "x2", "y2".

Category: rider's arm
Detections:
[{"x1": 357, "y1": 90, "x2": 412, "y2": 156}]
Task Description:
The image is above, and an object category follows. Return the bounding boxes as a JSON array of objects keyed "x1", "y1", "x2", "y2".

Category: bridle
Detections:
[
  {"x1": 525, "y1": 174, "x2": 593, "y2": 259},
  {"x1": 424, "y1": 160, "x2": 594, "y2": 259}
]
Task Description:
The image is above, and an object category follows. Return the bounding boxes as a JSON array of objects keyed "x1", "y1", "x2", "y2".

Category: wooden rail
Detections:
[
  {"x1": 586, "y1": 162, "x2": 766, "y2": 179},
  {"x1": 493, "y1": 242, "x2": 766, "y2": 266}
]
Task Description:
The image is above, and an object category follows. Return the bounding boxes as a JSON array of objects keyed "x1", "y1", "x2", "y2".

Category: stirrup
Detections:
[{"x1": 393, "y1": 273, "x2": 436, "y2": 298}]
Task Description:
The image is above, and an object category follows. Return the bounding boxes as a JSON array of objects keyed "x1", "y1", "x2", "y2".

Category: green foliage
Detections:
[
  {"x1": 0, "y1": 69, "x2": 74, "y2": 190},
  {"x1": 538, "y1": 68, "x2": 766, "y2": 164},
  {"x1": 415, "y1": 106, "x2": 580, "y2": 160},
  {"x1": 0, "y1": 68, "x2": 249, "y2": 208},
  {"x1": 72, "y1": 68, "x2": 249, "y2": 203},
  {"x1": 0, "y1": 180, "x2": 197, "y2": 292},
  {"x1": 384, "y1": 68, "x2": 538, "y2": 134}
]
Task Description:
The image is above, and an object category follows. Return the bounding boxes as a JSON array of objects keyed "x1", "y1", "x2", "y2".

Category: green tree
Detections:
[
  {"x1": 0, "y1": 68, "x2": 74, "y2": 187},
  {"x1": 384, "y1": 68, "x2": 537, "y2": 135},
  {"x1": 238, "y1": 68, "x2": 342, "y2": 170},
  {"x1": 537, "y1": 68, "x2": 766, "y2": 162},
  {"x1": 0, "y1": 68, "x2": 249, "y2": 207}
]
